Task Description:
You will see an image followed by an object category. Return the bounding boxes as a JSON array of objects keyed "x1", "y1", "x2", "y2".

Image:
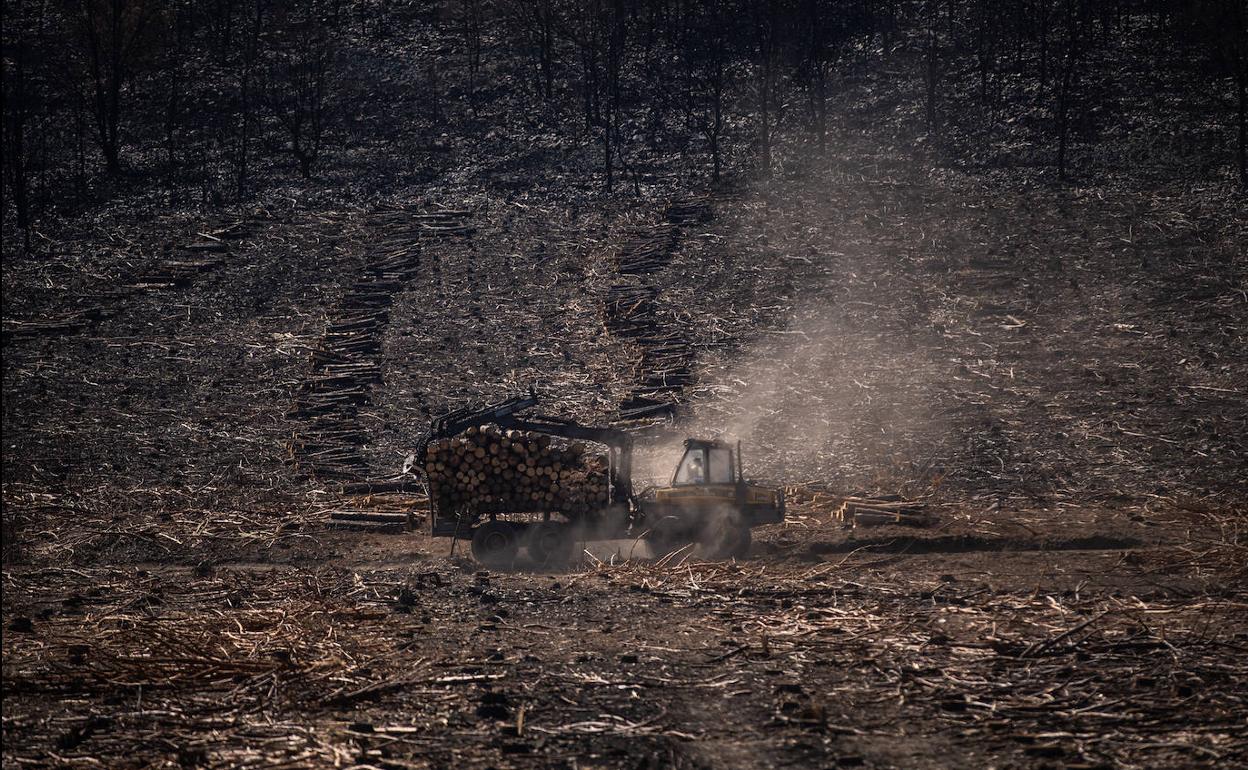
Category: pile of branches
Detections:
[{"x1": 423, "y1": 426, "x2": 609, "y2": 516}]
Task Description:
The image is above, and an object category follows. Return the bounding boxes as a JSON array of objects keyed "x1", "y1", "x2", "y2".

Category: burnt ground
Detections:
[
  {"x1": 2, "y1": 514, "x2": 1246, "y2": 769},
  {"x1": 5, "y1": 162, "x2": 1247, "y2": 767},
  {"x1": 4, "y1": 59, "x2": 1248, "y2": 770}
]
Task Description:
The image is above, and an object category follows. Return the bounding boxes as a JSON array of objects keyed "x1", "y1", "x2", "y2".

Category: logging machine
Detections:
[{"x1": 414, "y1": 393, "x2": 784, "y2": 566}]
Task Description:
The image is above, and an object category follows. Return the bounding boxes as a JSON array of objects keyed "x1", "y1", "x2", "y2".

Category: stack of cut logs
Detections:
[
  {"x1": 835, "y1": 497, "x2": 932, "y2": 528},
  {"x1": 424, "y1": 425, "x2": 609, "y2": 514}
]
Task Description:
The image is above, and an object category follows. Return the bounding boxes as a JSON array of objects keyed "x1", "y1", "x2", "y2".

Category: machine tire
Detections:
[
  {"x1": 697, "y1": 513, "x2": 751, "y2": 560},
  {"x1": 529, "y1": 522, "x2": 575, "y2": 566},
  {"x1": 645, "y1": 515, "x2": 689, "y2": 557},
  {"x1": 729, "y1": 523, "x2": 752, "y2": 559},
  {"x1": 471, "y1": 521, "x2": 519, "y2": 568}
]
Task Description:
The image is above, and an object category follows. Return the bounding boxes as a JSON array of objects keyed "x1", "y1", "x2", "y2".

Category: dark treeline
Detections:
[{"x1": 2, "y1": 0, "x2": 1245, "y2": 235}]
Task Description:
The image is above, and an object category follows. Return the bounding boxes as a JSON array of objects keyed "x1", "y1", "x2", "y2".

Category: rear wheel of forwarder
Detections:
[
  {"x1": 471, "y1": 521, "x2": 519, "y2": 567},
  {"x1": 696, "y1": 513, "x2": 751, "y2": 560},
  {"x1": 645, "y1": 515, "x2": 690, "y2": 558},
  {"x1": 529, "y1": 521, "x2": 575, "y2": 566}
]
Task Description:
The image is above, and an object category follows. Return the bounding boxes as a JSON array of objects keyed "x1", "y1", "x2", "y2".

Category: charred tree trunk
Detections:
[
  {"x1": 540, "y1": 1, "x2": 555, "y2": 100},
  {"x1": 575, "y1": 3, "x2": 602, "y2": 132},
  {"x1": 976, "y1": 2, "x2": 992, "y2": 103},
  {"x1": 812, "y1": 58, "x2": 829, "y2": 155},
  {"x1": 1237, "y1": 61, "x2": 1246, "y2": 188},
  {"x1": 3, "y1": 13, "x2": 31, "y2": 242},
  {"x1": 163, "y1": 12, "x2": 182, "y2": 201},
  {"x1": 75, "y1": 83, "x2": 87, "y2": 199},
  {"x1": 83, "y1": 2, "x2": 121, "y2": 175},
  {"x1": 429, "y1": 61, "x2": 441, "y2": 124},
  {"x1": 80, "y1": 0, "x2": 156, "y2": 176},
  {"x1": 210, "y1": 0, "x2": 236, "y2": 64},
  {"x1": 805, "y1": 0, "x2": 830, "y2": 155},
  {"x1": 698, "y1": 0, "x2": 729, "y2": 182},
  {"x1": 754, "y1": 0, "x2": 776, "y2": 178},
  {"x1": 462, "y1": 0, "x2": 482, "y2": 103},
  {"x1": 603, "y1": 0, "x2": 625, "y2": 191},
  {"x1": 1055, "y1": 0, "x2": 1083, "y2": 180},
  {"x1": 79, "y1": 0, "x2": 166, "y2": 178},
  {"x1": 1056, "y1": 54, "x2": 1072, "y2": 179},
  {"x1": 711, "y1": 55, "x2": 724, "y2": 180},
  {"x1": 924, "y1": 28, "x2": 939, "y2": 134},
  {"x1": 237, "y1": 0, "x2": 263, "y2": 199},
  {"x1": 1039, "y1": 0, "x2": 1051, "y2": 88}
]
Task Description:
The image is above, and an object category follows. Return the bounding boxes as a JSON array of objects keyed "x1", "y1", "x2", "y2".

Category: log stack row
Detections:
[
  {"x1": 2, "y1": 224, "x2": 247, "y2": 343},
  {"x1": 603, "y1": 203, "x2": 709, "y2": 421},
  {"x1": 131, "y1": 238, "x2": 233, "y2": 290},
  {"x1": 424, "y1": 425, "x2": 610, "y2": 515},
  {"x1": 286, "y1": 207, "x2": 473, "y2": 481}
]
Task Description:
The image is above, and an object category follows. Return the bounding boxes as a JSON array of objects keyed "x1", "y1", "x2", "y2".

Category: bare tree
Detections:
[
  {"x1": 204, "y1": 0, "x2": 236, "y2": 63},
  {"x1": 160, "y1": 0, "x2": 191, "y2": 200},
  {"x1": 76, "y1": 0, "x2": 162, "y2": 176},
  {"x1": 236, "y1": 0, "x2": 263, "y2": 197},
  {"x1": 1036, "y1": 0, "x2": 1054, "y2": 87},
  {"x1": 569, "y1": 0, "x2": 603, "y2": 131},
  {"x1": 973, "y1": 0, "x2": 995, "y2": 103},
  {"x1": 460, "y1": 0, "x2": 483, "y2": 102},
  {"x1": 2, "y1": 1, "x2": 34, "y2": 242},
  {"x1": 504, "y1": 0, "x2": 557, "y2": 100},
  {"x1": 261, "y1": 3, "x2": 336, "y2": 179},
  {"x1": 922, "y1": 0, "x2": 948, "y2": 136},
  {"x1": 1054, "y1": 0, "x2": 1086, "y2": 180},
  {"x1": 803, "y1": 0, "x2": 832, "y2": 154},
  {"x1": 699, "y1": 0, "x2": 732, "y2": 180},
  {"x1": 753, "y1": 0, "x2": 778, "y2": 177},
  {"x1": 603, "y1": 0, "x2": 624, "y2": 189},
  {"x1": 1191, "y1": 0, "x2": 1248, "y2": 188}
]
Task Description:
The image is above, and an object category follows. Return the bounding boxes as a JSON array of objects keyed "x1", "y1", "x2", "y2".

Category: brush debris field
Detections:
[
  {"x1": 4, "y1": 3, "x2": 1247, "y2": 766},
  {"x1": 6, "y1": 167, "x2": 1246, "y2": 768}
]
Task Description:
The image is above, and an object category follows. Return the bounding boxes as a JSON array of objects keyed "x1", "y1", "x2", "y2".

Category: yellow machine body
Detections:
[{"x1": 646, "y1": 439, "x2": 784, "y2": 527}]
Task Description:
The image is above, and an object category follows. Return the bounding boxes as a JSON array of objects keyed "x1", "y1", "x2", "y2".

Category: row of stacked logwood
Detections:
[
  {"x1": 3, "y1": 227, "x2": 245, "y2": 343},
  {"x1": 602, "y1": 196, "x2": 713, "y2": 421},
  {"x1": 424, "y1": 425, "x2": 610, "y2": 515},
  {"x1": 286, "y1": 207, "x2": 473, "y2": 480}
]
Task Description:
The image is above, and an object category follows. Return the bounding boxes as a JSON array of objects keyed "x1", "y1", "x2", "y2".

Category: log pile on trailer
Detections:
[{"x1": 424, "y1": 425, "x2": 610, "y2": 516}]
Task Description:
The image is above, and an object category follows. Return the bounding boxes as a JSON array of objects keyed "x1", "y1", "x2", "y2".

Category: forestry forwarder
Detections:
[{"x1": 414, "y1": 393, "x2": 784, "y2": 566}]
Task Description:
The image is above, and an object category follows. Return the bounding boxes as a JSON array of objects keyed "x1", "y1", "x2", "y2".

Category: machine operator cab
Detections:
[
  {"x1": 672, "y1": 440, "x2": 737, "y2": 486},
  {"x1": 653, "y1": 438, "x2": 785, "y2": 527}
]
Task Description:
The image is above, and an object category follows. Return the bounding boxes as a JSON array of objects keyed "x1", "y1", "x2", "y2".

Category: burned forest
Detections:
[{"x1": 3, "y1": 0, "x2": 1247, "y2": 768}]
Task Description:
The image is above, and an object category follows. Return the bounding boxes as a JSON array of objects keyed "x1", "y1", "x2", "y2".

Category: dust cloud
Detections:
[{"x1": 632, "y1": 301, "x2": 944, "y2": 495}]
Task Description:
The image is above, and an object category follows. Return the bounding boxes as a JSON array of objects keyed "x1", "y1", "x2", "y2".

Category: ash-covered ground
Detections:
[{"x1": 5, "y1": 159, "x2": 1246, "y2": 768}]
